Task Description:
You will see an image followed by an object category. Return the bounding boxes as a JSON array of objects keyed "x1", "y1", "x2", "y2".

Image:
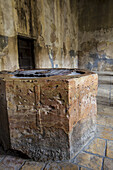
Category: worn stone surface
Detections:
[
  {"x1": 98, "y1": 75, "x2": 111, "y2": 84},
  {"x1": 0, "y1": 155, "x2": 5, "y2": 162},
  {"x1": 74, "y1": 151, "x2": 103, "y2": 169},
  {"x1": 97, "y1": 115, "x2": 113, "y2": 128},
  {"x1": 70, "y1": 110, "x2": 96, "y2": 159},
  {"x1": 0, "y1": 69, "x2": 98, "y2": 161},
  {"x1": 21, "y1": 161, "x2": 45, "y2": 170},
  {"x1": 84, "y1": 138, "x2": 106, "y2": 156},
  {"x1": 45, "y1": 162, "x2": 79, "y2": 170},
  {"x1": 96, "y1": 125, "x2": 113, "y2": 140},
  {"x1": 97, "y1": 104, "x2": 113, "y2": 116},
  {"x1": 80, "y1": 168, "x2": 89, "y2": 170},
  {"x1": 103, "y1": 158, "x2": 113, "y2": 170},
  {"x1": 106, "y1": 141, "x2": 113, "y2": 159},
  {"x1": 0, "y1": 156, "x2": 25, "y2": 170},
  {"x1": 98, "y1": 84, "x2": 110, "y2": 99}
]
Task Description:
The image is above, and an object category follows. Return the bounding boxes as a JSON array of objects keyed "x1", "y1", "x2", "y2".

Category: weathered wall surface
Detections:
[
  {"x1": 34, "y1": 0, "x2": 78, "y2": 68},
  {"x1": 0, "y1": 0, "x2": 19, "y2": 71},
  {"x1": 0, "y1": 0, "x2": 78, "y2": 71},
  {"x1": 78, "y1": 0, "x2": 113, "y2": 71},
  {"x1": 1, "y1": 0, "x2": 113, "y2": 71}
]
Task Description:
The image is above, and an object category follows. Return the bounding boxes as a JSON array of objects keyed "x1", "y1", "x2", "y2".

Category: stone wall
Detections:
[
  {"x1": 78, "y1": 0, "x2": 113, "y2": 71},
  {"x1": 0, "y1": 0, "x2": 78, "y2": 71}
]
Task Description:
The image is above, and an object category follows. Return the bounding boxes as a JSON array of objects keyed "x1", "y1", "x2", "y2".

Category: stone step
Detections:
[{"x1": 97, "y1": 104, "x2": 113, "y2": 116}]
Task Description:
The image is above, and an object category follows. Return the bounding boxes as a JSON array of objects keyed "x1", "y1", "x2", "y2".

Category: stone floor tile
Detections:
[
  {"x1": 0, "y1": 155, "x2": 5, "y2": 162},
  {"x1": 80, "y1": 167, "x2": 91, "y2": 170},
  {"x1": 96, "y1": 125, "x2": 113, "y2": 140},
  {"x1": 103, "y1": 158, "x2": 113, "y2": 170},
  {"x1": 97, "y1": 115, "x2": 113, "y2": 127},
  {"x1": 0, "y1": 155, "x2": 25, "y2": 170},
  {"x1": 84, "y1": 138, "x2": 106, "y2": 156},
  {"x1": 21, "y1": 161, "x2": 46, "y2": 170},
  {"x1": 73, "y1": 151, "x2": 103, "y2": 170},
  {"x1": 58, "y1": 162, "x2": 79, "y2": 170},
  {"x1": 106, "y1": 141, "x2": 113, "y2": 159},
  {"x1": 45, "y1": 162, "x2": 79, "y2": 170}
]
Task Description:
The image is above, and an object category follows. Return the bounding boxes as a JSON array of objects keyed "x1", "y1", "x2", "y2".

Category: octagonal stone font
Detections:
[{"x1": 0, "y1": 69, "x2": 98, "y2": 161}]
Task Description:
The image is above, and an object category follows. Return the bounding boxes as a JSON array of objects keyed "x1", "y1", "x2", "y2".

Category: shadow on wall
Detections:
[{"x1": 0, "y1": 80, "x2": 10, "y2": 150}]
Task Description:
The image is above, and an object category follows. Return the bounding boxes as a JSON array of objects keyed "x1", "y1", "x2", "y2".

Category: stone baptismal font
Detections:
[{"x1": 0, "y1": 69, "x2": 98, "y2": 161}]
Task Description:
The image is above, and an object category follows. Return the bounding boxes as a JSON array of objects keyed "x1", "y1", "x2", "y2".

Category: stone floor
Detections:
[
  {"x1": 0, "y1": 115, "x2": 113, "y2": 170},
  {"x1": 0, "y1": 72, "x2": 113, "y2": 169}
]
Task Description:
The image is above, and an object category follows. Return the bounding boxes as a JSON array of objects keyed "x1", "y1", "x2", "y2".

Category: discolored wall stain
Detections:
[
  {"x1": 87, "y1": 53, "x2": 113, "y2": 70},
  {"x1": 69, "y1": 50, "x2": 76, "y2": 58},
  {"x1": 78, "y1": 39, "x2": 113, "y2": 71},
  {"x1": 0, "y1": 35, "x2": 8, "y2": 52},
  {"x1": 78, "y1": 0, "x2": 113, "y2": 71}
]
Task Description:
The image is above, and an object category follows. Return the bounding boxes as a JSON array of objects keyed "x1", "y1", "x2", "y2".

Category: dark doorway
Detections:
[{"x1": 18, "y1": 36, "x2": 35, "y2": 69}]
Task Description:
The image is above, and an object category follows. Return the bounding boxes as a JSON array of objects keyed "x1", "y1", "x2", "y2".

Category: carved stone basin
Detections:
[{"x1": 0, "y1": 69, "x2": 98, "y2": 161}]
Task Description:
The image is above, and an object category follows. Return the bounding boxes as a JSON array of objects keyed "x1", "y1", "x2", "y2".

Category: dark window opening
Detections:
[{"x1": 18, "y1": 36, "x2": 35, "y2": 69}]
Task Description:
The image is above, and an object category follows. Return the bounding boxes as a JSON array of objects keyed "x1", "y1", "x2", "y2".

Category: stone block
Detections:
[
  {"x1": 21, "y1": 161, "x2": 46, "y2": 170},
  {"x1": 103, "y1": 158, "x2": 113, "y2": 170},
  {"x1": 80, "y1": 167, "x2": 89, "y2": 170},
  {"x1": 97, "y1": 84, "x2": 110, "y2": 99},
  {"x1": 45, "y1": 162, "x2": 79, "y2": 170},
  {"x1": 0, "y1": 69, "x2": 98, "y2": 161},
  {"x1": 74, "y1": 151, "x2": 103, "y2": 169},
  {"x1": 98, "y1": 75, "x2": 111, "y2": 84},
  {"x1": 97, "y1": 104, "x2": 113, "y2": 116},
  {"x1": 84, "y1": 138, "x2": 106, "y2": 156},
  {"x1": 0, "y1": 155, "x2": 5, "y2": 162},
  {"x1": 0, "y1": 156, "x2": 25, "y2": 170},
  {"x1": 106, "y1": 141, "x2": 113, "y2": 159}
]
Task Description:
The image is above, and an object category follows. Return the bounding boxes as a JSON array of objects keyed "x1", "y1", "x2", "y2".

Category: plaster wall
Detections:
[
  {"x1": 0, "y1": 0, "x2": 19, "y2": 71},
  {"x1": 0, "y1": 0, "x2": 78, "y2": 71},
  {"x1": 78, "y1": 0, "x2": 113, "y2": 71}
]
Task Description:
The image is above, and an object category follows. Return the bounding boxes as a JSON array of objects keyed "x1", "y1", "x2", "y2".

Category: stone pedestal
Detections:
[{"x1": 0, "y1": 69, "x2": 98, "y2": 161}]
